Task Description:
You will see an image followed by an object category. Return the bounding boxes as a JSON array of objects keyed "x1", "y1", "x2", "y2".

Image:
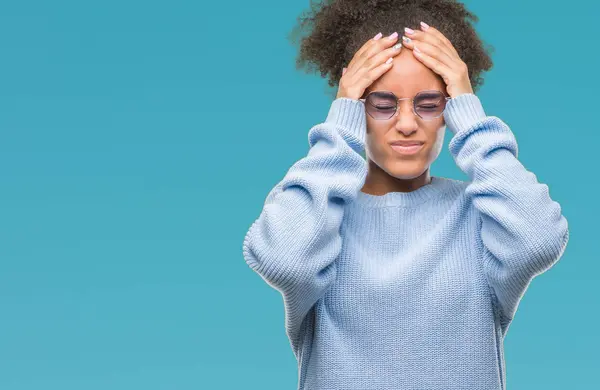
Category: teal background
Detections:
[{"x1": 0, "y1": 0, "x2": 597, "y2": 389}]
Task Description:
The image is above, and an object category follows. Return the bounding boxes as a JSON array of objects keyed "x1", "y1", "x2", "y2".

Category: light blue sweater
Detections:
[{"x1": 242, "y1": 93, "x2": 569, "y2": 390}]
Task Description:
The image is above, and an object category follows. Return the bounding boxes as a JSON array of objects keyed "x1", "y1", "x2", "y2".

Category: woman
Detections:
[{"x1": 242, "y1": 1, "x2": 569, "y2": 389}]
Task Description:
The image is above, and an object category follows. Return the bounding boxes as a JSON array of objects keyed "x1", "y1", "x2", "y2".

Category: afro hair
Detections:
[{"x1": 288, "y1": 0, "x2": 495, "y2": 98}]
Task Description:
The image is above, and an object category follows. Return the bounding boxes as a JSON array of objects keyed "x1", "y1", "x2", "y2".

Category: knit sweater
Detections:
[{"x1": 241, "y1": 93, "x2": 569, "y2": 390}]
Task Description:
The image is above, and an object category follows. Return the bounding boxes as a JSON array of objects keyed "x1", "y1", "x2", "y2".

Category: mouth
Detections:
[{"x1": 390, "y1": 143, "x2": 424, "y2": 155}]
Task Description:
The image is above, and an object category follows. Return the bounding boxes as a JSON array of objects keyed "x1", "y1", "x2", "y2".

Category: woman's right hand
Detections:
[{"x1": 336, "y1": 31, "x2": 403, "y2": 101}]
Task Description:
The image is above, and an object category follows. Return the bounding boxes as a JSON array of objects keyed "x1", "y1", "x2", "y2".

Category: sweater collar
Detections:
[{"x1": 352, "y1": 176, "x2": 450, "y2": 208}]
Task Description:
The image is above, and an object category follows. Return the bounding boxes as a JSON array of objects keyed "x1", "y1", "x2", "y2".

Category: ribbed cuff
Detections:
[
  {"x1": 443, "y1": 93, "x2": 487, "y2": 134},
  {"x1": 325, "y1": 97, "x2": 367, "y2": 146}
]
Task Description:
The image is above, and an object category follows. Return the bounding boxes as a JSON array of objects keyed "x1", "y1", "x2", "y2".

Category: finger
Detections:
[
  {"x1": 345, "y1": 32, "x2": 384, "y2": 74},
  {"x1": 402, "y1": 38, "x2": 457, "y2": 70},
  {"x1": 357, "y1": 40, "x2": 403, "y2": 74},
  {"x1": 345, "y1": 39, "x2": 401, "y2": 98},
  {"x1": 355, "y1": 58, "x2": 395, "y2": 98},
  {"x1": 418, "y1": 24, "x2": 459, "y2": 59},
  {"x1": 403, "y1": 29, "x2": 456, "y2": 62},
  {"x1": 348, "y1": 32, "x2": 400, "y2": 76},
  {"x1": 344, "y1": 41, "x2": 401, "y2": 92},
  {"x1": 411, "y1": 47, "x2": 454, "y2": 84}
]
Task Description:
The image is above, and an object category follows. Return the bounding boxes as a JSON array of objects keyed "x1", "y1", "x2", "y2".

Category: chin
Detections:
[
  {"x1": 366, "y1": 144, "x2": 438, "y2": 180},
  {"x1": 385, "y1": 161, "x2": 429, "y2": 180},
  {"x1": 389, "y1": 171, "x2": 428, "y2": 181}
]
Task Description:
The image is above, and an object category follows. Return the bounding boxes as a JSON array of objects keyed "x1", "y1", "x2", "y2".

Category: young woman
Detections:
[{"x1": 242, "y1": 1, "x2": 569, "y2": 389}]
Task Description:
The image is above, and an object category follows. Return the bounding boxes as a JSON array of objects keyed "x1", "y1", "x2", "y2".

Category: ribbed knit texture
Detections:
[{"x1": 242, "y1": 93, "x2": 569, "y2": 390}]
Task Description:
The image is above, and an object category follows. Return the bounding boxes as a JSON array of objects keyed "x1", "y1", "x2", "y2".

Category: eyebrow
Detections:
[{"x1": 368, "y1": 89, "x2": 444, "y2": 97}]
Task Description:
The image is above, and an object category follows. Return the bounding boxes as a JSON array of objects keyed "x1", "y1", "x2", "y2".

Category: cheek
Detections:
[
  {"x1": 364, "y1": 126, "x2": 387, "y2": 156},
  {"x1": 427, "y1": 126, "x2": 446, "y2": 159}
]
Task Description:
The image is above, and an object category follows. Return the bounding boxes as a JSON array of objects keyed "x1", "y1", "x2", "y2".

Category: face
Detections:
[{"x1": 361, "y1": 48, "x2": 447, "y2": 181}]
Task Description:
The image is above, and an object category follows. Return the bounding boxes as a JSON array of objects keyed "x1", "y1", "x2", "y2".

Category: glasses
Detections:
[{"x1": 359, "y1": 90, "x2": 451, "y2": 120}]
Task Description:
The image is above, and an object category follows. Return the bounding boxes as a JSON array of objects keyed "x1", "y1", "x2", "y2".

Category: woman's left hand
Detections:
[{"x1": 402, "y1": 22, "x2": 474, "y2": 99}]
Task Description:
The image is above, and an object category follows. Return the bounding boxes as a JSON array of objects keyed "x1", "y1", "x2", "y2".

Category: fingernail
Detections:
[
  {"x1": 373, "y1": 32, "x2": 383, "y2": 40},
  {"x1": 393, "y1": 43, "x2": 402, "y2": 50},
  {"x1": 387, "y1": 31, "x2": 398, "y2": 40},
  {"x1": 404, "y1": 27, "x2": 415, "y2": 35},
  {"x1": 402, "y1": 36, "x2": 411, "y2": 44},
  {"x1": 420, "y1": 21, "x2": 430, "y2": 30},
  {"x1": 342, "y1": 67, "x2": 347, "y2": 74}
]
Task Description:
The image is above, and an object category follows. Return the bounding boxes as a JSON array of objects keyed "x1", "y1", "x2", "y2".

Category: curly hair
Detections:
[{"x1": 288, "y1": 0, "x2": 494, "y2": 98}]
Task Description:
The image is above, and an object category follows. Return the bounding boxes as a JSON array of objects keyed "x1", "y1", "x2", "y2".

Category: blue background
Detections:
[{"x1": 0, "y1": 0, "x2": 598, "y2": 389}]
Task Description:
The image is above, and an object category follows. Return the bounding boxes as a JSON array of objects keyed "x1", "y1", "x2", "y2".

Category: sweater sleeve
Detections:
[
  {"x1": 444, "y1": 93, "x2": 569, "y2": 334},
  {"x1": 242, "y1": 97, "x2": 368, "y2": 356}
]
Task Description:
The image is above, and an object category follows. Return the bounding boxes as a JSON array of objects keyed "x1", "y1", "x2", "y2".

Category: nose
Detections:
[{"x1": 394, "y1": 100, "x2": 418, "y2": 135}]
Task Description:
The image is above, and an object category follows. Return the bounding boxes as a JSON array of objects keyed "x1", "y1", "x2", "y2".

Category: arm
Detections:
[
  {"x1": 242, "y1": 97, "x2": 367, "y2": 356},
  {"x1": 444, "y1": 93, "x2": 569, "y2": 334}
]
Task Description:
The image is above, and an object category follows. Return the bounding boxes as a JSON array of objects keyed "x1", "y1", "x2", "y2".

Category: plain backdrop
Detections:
[{"x1": 0, "y1": 0, "x2": 598, "y2": 389}]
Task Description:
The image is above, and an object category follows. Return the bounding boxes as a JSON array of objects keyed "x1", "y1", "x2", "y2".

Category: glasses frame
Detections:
[{"x1": 359, "y1": 90, "x2": 452, "y2": 121}]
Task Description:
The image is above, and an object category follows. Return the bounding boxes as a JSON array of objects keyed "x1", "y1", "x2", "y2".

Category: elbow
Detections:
[
  {"x1": 242, "y1": 223, "x2": 281, "y2": 283},
  {"x1": 525, "y1": 216, "x2": 569, "y2": 274},
  {"x1": 242, "y1": 229, "x2": 259, "y2": 270},
  {"x1": 551, "y1": 222, "x2": 569, "y2": 261},
  {"x1": 241, "y1": 222, "x2": 311, "y2": 290},
  {"x1": 541, "y1": 214, "x2": 569, "y2": 262},
  {"x1": 537, "y1": 199, "x2": 570, "y2": 263}
]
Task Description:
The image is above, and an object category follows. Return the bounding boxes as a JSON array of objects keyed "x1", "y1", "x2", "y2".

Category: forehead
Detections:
[{"x1": 364, "y1": 49, "x2": 445, "y2": 98}]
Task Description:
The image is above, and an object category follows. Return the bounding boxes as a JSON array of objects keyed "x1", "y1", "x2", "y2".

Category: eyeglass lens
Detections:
[{"x1": 365, "y1": 90, "x2": 447, "y2": 120}]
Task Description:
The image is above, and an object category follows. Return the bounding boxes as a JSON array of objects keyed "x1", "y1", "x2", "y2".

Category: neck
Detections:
[{"x1": 360, "y1": 159, "x2": 432, "y2": 195}]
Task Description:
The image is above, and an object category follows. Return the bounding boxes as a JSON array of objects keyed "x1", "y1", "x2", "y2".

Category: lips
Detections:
[
  {"x1": 390, "y1": 143, "x2": 424, "y2": 155},
  {"x1": 390, "y1": 141, "x2": 425, "y2": 146}
]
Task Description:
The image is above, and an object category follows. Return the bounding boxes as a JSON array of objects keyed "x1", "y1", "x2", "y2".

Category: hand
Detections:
[
  {"x1": 400, "y1": 22, "x2": 474, "y2": 99},
  {"x1": 336, "y1": 31, "x2": 403, "y2": 101}
]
